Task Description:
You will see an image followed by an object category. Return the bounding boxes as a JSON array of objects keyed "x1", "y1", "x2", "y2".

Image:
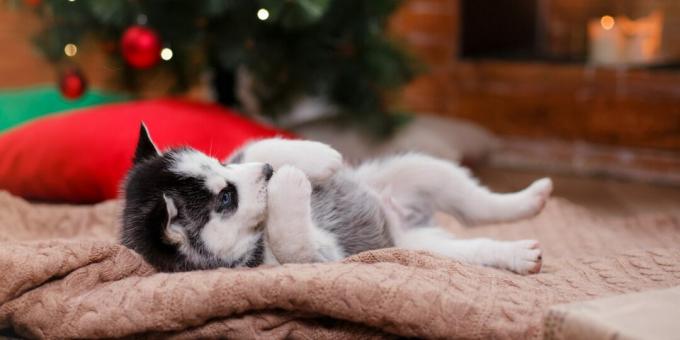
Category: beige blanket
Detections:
[
  {"x1": 545, "y1": 286, "x2": 680, "y2": 340},
  {"x1": 1, "y1": 191, "x2": 679, "y2": 339}
]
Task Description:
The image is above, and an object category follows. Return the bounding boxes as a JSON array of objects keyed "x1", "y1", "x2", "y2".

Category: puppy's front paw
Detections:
[
  {"x1": 266, "y1": 166, "x2": 316, "y2": 264},
  {"x1": 239, "y1": 139, "x2": 343, "y2": 183},
  {"x1": 268, "y1": 165, "x2": 312, "y2": 205},
  {"x1": 506, "y1": 240, "x2": 543, "y2": 275},
  {"x1": 294, "y1": 141, "x2": 342, "y2": 183}
]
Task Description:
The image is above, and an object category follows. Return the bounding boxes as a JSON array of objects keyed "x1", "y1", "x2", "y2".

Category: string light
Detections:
[
  {"x1": 257, "y1": 8, "x2": 269, "y2": 21},
  {"x1": 64, "y1": 43, "x2": 77, "y2": 57},
  {"x1": 160, "y1": 47, "x2": 173, "y2": 61}
]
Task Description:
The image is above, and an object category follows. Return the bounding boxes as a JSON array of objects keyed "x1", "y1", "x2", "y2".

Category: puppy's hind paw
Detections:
[
  {"x1": 518, "y1": 178, "x2": 553, "y2": 218},
  {"x1": 507, "y1": 240, "x2": 543, "y2": 275},
  {"x1": 529, "y1": 178, "x2": 553, "y2": 200}
]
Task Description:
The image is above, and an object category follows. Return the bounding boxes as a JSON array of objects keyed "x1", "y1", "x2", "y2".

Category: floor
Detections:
[{"x1": 476, "y1": 166, "x2": 680, "y2": 220}]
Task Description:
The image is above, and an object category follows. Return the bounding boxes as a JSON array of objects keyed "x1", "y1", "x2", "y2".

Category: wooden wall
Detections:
[
  {"x1": 0, "y1": 4, "x2": 113, "y2": 89},
  {"x1": 0, "y1": 4, "x2": 55, "y2": 88},
  {"x1": 0, "y1": 5, "x2": 176, "y2": 97},
  {"x1": 390, "y1": 0, "x2": 680, "y2": 151}
]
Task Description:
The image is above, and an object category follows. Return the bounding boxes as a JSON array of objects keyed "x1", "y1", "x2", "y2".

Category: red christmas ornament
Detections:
[
  {"x1": 24, "y1": 0, "x2": 41, "y2": 7},
  {"x1": 59, "y1": 69, "x2": 87, "y2": 100},
  {"x1": 120, "y1": 26, "x2": 161, "y2": 69}
]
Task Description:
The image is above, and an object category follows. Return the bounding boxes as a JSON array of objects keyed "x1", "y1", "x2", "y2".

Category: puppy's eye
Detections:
[
  {"x1": 221, "y1": 191, "x2": 233, "y2": 206},
  {"x1": 217, "y1": 184, "x2": 237, "y2": 212}
]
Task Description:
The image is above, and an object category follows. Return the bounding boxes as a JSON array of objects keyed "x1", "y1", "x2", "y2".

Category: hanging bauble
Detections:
[
  {"x1": 59, "y1": 68, "x2": 87, "y2": 100},
  {"x1": 24, "y1": 0, "x2": 41, "y2": 7},
  {"x1": 120, "y1": 25, "x2": 161, "y2": 69}
]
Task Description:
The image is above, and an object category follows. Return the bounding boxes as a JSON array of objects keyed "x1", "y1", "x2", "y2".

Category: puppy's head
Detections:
[{"x1": 121, "y1": 124, "x2": 273, "y2": 272}]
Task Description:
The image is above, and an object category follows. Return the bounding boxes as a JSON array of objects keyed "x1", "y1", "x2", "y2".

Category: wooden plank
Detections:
[{"x1": 390, "y1": 0, "x2": 680, "y2": 151}]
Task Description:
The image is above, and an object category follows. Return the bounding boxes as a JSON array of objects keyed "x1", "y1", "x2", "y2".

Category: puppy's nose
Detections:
[{"x1": 262, "y1": 163, "x2": 274, "y2": 181}]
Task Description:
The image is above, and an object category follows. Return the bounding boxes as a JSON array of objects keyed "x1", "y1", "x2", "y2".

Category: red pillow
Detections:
[{"x1": 0, "y1": 99, "x2": 290, "y2": 203}]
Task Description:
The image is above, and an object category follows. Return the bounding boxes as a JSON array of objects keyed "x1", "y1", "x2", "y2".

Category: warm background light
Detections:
[
  {"x1": 160, "y1": 47, "x2": 173, "y2": 61},
  {"x1": 257, "y1": 8, "x2": 269, "y2": 21},
  {"x1": 64, "y1": 43, "x2": 77, "y2": 57},
  {"x1": 601, "y1": 15, "x2": 615, "y2": 30}
]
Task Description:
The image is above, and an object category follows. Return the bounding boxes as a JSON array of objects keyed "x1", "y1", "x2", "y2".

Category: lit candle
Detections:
[
  {"x1": 621, "y1": 11, "x2": 663, "y2": 65},
  {"x1": 588, "y1": 15, "x2": 624, "y2": 65}
]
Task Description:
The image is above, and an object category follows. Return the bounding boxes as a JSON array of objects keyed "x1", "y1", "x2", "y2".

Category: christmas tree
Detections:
[{"x1": 27, "y1": 0, "x2": 418, "y2": 136}]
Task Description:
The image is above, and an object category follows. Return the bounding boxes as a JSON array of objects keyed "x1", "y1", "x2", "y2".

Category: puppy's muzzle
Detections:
[{"x1": 262, "y1": 163, "x2": 274, "y2": 181}]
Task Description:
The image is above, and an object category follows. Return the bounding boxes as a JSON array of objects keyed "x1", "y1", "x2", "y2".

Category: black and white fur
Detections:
[{"x1": 122, "y1": 125, "x2": 552, "y2": 274}]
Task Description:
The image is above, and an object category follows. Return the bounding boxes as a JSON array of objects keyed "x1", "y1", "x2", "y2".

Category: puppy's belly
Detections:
[{"x1": 310, "y1": 170, "x2": 393, "y2": 256}]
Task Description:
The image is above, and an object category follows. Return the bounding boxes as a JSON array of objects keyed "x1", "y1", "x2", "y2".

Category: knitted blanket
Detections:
[{"x1": 1, "y1": 191, "x2": 679, "y2": 339}]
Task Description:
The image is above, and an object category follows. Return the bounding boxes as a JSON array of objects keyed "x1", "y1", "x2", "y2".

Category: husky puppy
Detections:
[{"x1": 121, "y1": 124, "x2": 552, "y2": 274}]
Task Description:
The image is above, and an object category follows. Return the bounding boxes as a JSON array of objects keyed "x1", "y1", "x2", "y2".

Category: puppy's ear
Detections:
[
  {"x1": 161, "y1": 194, "x2": 184, "y2": 245},
  {"x1": 134, "y1": 123, "x2": 160, "y2": 164}
]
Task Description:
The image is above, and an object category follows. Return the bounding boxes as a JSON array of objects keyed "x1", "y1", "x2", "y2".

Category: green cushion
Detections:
[{"x1": 0, "y1": 86, "x2": 128, "y2": 132}]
